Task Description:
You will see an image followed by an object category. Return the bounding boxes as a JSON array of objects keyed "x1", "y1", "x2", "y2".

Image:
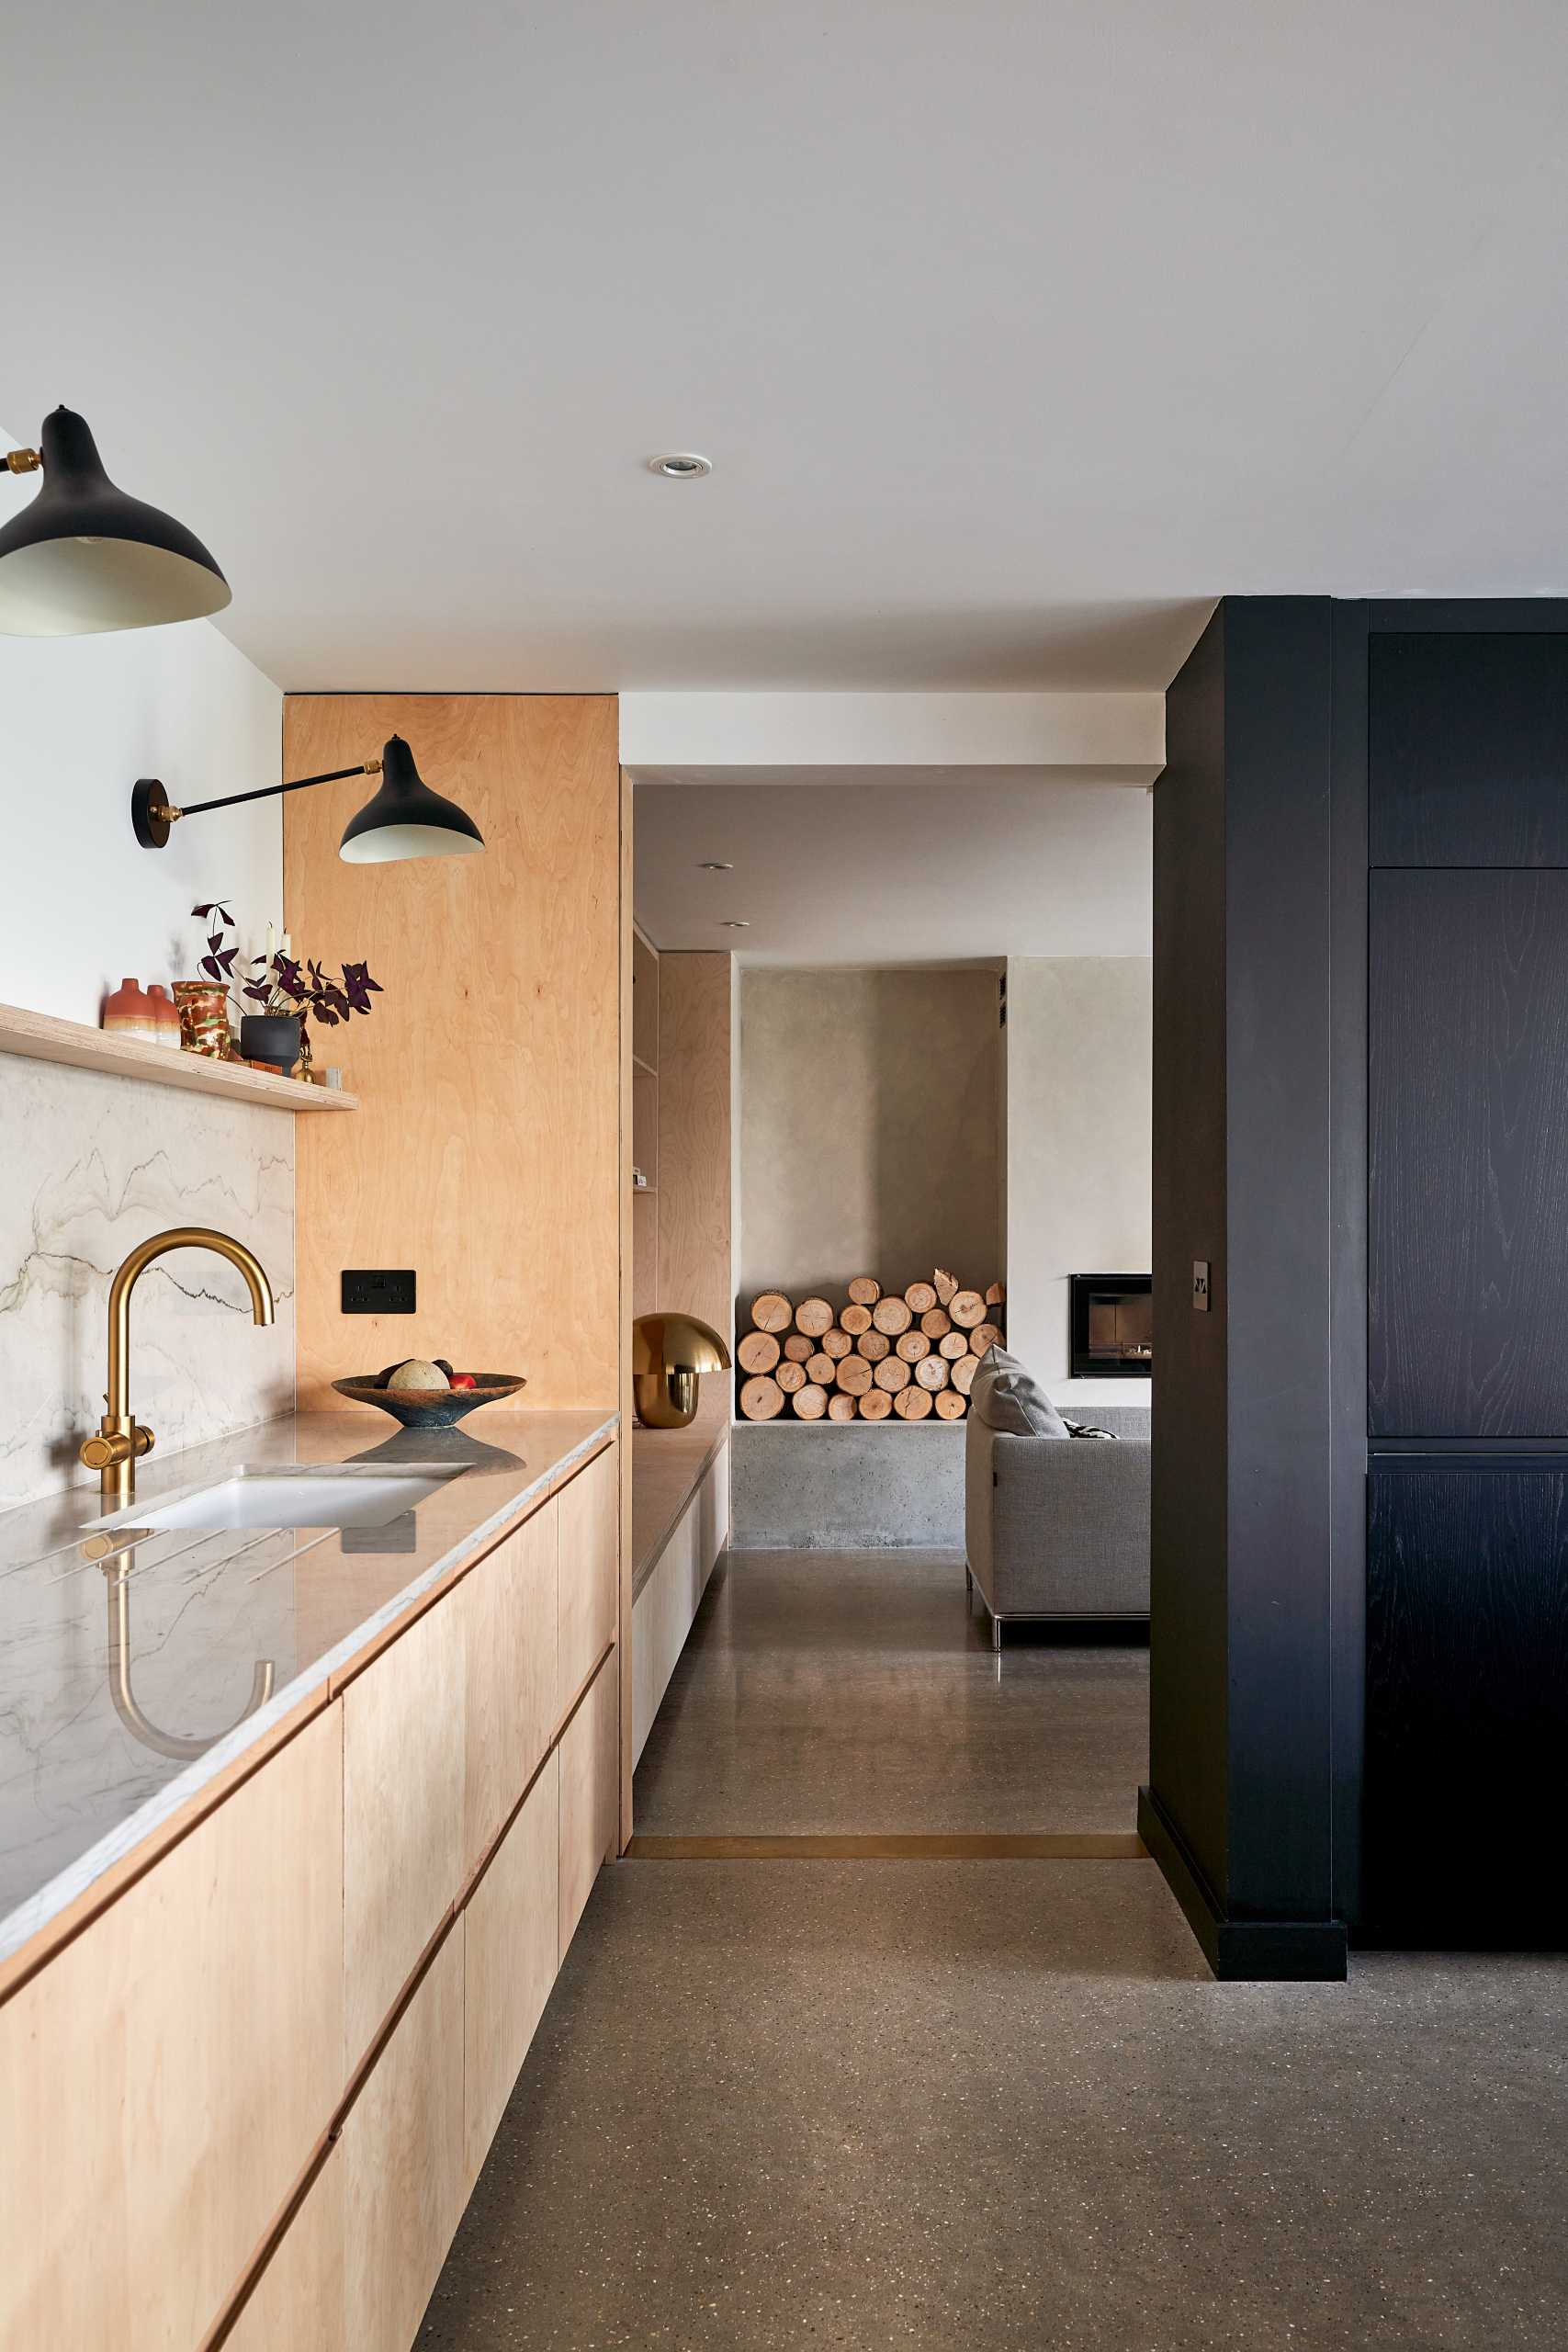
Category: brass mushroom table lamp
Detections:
[{"x1": 632, "y1": 1313, "x2": 731, "y2": 1429}]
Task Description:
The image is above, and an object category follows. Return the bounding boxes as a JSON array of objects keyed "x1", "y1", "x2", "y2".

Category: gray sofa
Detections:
[{"x1": 964, "y1": 1398, "x2": 1150, "y2": 1649}]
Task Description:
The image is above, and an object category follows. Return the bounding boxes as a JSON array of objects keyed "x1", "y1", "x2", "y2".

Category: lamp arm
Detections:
[
  {"x1": 4, "y1": 448, "x2": 42, "y2": 476},
  {"x1": 175, "y1": 759, "x2": 382, "y2": 821}
]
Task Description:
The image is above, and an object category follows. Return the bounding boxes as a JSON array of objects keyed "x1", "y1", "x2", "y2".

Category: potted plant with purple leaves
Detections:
[{"x1": 191, "y1": 904, "x2": 383, "y2": 1073}]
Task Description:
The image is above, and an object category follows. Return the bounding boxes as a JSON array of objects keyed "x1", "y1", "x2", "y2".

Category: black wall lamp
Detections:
[
  {"x1": 131, "y1": 734, "x2": 485, "y2": 865},
  {"x1": 0, "y1": 406, "x2": 230, "y2": 636}
]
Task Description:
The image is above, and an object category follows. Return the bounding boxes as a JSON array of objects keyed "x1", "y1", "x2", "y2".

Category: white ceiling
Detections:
[
  {"x1": 634, "y1": 777, "x2": 1152, "y2": 963},
  {"x1": 6, "y1": 3, "x2": 1568, "y2": 692}
]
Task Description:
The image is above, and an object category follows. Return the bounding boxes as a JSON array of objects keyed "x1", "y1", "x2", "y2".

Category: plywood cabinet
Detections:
[
  {"x1": 558, "y1": 1651, "x2": 619, "y2": 1964},
  {"x1": 342, "y1": 1928, "x2": 466, "y2": 2352},
  {"x1": 0, "y1": 1428, "x2": 622, "y2": 2352},
  {"x1": 464, "y1": 1748, "x2": 559, "y2": 2188},
  {"x1": 463, "y1": 1499, "x2": 557, "y2": 1877},
  {"x1": 343, "y1": 1593, "x2": 466, "y2": 2068},
  {"x1": 558, "y1": 1439, "x2": 618, "y2": 1713},
  {"x1": 0, "y1": 1706, "x2": 344, "y2": 2352},
  {"x1": 228, "y1": 2145, "x2": 345, "y2": 2352}
]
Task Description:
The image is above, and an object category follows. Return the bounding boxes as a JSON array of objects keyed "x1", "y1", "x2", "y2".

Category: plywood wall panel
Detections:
[
  {"x1": 283, "y1": 695, "x2": 620, "y2": 1409},
  {"x1": 657, "y1": 952, "x2": 734, "y2": 1338}
]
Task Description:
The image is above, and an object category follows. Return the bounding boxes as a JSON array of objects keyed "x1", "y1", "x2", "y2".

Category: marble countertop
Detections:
[{"x1": 0, "y1": 1405, "x2": 616, "y2": 1973}]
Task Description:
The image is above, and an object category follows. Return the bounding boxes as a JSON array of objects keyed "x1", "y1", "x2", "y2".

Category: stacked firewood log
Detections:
[{"x1": 737, "y1": 1270, "x2": 1005, "y2": 1422}]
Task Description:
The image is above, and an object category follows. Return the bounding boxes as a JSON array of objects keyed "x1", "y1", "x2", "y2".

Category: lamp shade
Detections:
[
  {"x1": 339, "y1": 735, "x2": 486, "y2": 865},
  {"x1": 632, "y1": 1313, "x2": 731, "y2": 1377},
  {"x1": 631, "y1": 1312, "x2": 731, "y2": 1429},
  {"x1": 0, "y1": 407, "x2": 231, "y2": 636}
]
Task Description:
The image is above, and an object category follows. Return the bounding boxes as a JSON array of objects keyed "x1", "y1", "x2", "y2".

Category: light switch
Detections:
[{"x1": 1192, "y1": 1261, "x2": 1211, "y2": 1312}]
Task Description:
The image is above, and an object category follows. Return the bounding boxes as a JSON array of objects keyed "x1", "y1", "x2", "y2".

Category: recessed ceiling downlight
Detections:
[
  {"x1": 721, "y1": 919, "x2": 750, "y2": 929},
  {"x1": 700, "y1": 860, "x2": 733, "y2": 871},
  {"x1": 648, "y1": 453, "x2": 712, "y2": 480}
]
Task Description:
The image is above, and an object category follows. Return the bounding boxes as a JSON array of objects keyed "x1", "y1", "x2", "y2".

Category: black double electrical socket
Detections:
[{"x1": 342, "y1": 1268, "x2": 416, "y2": 1315}]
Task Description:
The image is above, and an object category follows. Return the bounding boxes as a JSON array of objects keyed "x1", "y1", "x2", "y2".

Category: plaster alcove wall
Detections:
[
  {"x1": 729, "y1": 956, "x2": 1151, "y2": 1546},
  {"x1": 738, "y1": 966, "x2": 1002, "y2": 1306}
]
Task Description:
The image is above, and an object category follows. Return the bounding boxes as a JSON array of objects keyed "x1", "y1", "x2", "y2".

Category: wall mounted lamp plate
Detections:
[
  {"x1": 131, "y1": 733, "x2": 485, "y2": 865},
  {"x1": 0, "y1": 407, "x2": 230, "y2": 636}
]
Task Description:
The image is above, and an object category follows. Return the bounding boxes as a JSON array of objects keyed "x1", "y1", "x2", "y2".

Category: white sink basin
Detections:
[{"x1": 84, "y1": 1465, "x2": 463, "y2": 1534}]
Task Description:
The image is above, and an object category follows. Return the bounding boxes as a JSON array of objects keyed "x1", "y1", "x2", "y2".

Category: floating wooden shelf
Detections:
[{"x1": 0, "y1": 1000, "x2": 360, "y2": 1112}]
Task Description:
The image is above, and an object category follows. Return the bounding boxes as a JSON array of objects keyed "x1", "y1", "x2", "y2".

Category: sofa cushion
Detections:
[{"x1": 972, "y1": 1346, "x2": 1070, "y2": 1439}]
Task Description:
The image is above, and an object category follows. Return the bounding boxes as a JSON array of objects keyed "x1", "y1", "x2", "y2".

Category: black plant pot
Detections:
[{"x1": 240, "y1": 1012, "x2": 302, "y2": 1073}]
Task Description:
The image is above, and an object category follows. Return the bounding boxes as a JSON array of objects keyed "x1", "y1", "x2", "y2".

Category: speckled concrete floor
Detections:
[
  {"x1": 633, "y1": 1548, "x2": 1150, "y2": 1834},
  {"x1": 419, "y1": 1860, "x2": 1568, "y2": 2349}
]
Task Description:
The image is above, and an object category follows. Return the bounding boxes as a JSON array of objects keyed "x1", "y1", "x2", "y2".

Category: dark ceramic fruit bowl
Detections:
[{"x1": 332, "y1": 1374, "x2": 527, "y2": 1429}]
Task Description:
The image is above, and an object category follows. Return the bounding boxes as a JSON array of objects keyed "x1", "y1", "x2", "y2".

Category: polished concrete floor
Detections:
[
  {"x1": 633, "y1": 1548, "x2": 1150, "y2": 1834},
  {"x1": 421, "y1": 1860, "x2": 1568, "y2": 2349},
  {"x1": 418, "y1": 1551, "x2": 1568, "y2": 2347}
]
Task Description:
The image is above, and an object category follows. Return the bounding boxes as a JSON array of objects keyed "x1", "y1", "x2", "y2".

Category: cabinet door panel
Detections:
[
  {"x1": 1370, "y1": 868, "x2": 1568, "y2": 1436},
  {"x1": 229, "y1": 2143, "x2": 345, "y2": 2352},
  {"x1": 557, "y1": 1442, "x2": 618, "y2": 1713},
  {"x1": 558, "y1": 1652, "x2": 618, "y2": 1964},
  {"x1": 1371, "y1": 630, "x2": 1568, "y2": 867},
  {"x1": 1365, "y1": 1463, "x2": 1568, "y2": 1941},
  {"x1": 342, "y1": 1927, "x2": 465, "y2": 2352},
  {"x1": 464, "y1": 1748, "x2": 558, "y2": 2187},
  {"x1": 0, "y1": 1707, "x2": 343, "y2": 2352},
  {"x1": 343, "y1": 1596, "x2": 465, "y2": 2067},
  {"x1": 463, "y1": 1500, "x2": 557, "y2": 1876}
]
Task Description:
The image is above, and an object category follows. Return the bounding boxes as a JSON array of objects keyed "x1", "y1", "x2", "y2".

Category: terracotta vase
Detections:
[
  {"x1": 172, "y1": 979, "x2": 231, "y2": 1057},
  {"x1": 143, "y1": 983, "x2": 182, "y2": 1050},
  {"x1": 102, "y1": 977, "x2": 157, "y2": 1045}
]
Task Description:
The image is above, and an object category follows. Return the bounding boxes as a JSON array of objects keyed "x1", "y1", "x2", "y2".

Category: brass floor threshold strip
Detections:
[{"x1": 626, "y1": 1832, "x2": 1146, "y2": 1860}]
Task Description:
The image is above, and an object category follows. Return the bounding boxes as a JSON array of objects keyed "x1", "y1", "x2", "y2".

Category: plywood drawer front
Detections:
[
  {"x1": 464, "y1": 1747, "x2": 559, "y2": 2188},
  {"x1": 557, "y1": 1440, "x2": 618, "y2": 1712},
  {"x1": 229, "y1": 2143, "x2": 345, "y2": 2352},
  {"x1": 558, "y1": 1650, "x2": 618, "y2": 1963},
  {"x1": 342, "y1": 1926, "x2": 465, "y2": 2352},
  {"x1": 343, "y1": 1593, "x2": 465, "y2": 2067},
  {"x1": 0, "y1": 1705, "x2": 344, "y2": 2352},
  {"x1": 463, "y1": 1499, "x2": 558, "y2": 1876}
]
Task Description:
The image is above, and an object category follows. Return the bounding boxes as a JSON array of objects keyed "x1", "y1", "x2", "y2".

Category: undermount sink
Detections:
[{"x1": 83, "y1": 1464, "x2": 464, "y2": 1534}]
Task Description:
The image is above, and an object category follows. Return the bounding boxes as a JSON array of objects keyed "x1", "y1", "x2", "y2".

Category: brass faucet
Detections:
[{"x1": 80, "y1": 1227, "x2": 276, "y2": 1505}]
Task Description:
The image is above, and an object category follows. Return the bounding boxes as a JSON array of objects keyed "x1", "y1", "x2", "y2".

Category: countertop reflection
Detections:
[{"x1": 0, "y1": 1406, "x2": 616, "y2": 1970}]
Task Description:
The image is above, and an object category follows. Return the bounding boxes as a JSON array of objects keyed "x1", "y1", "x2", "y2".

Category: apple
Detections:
[{"x1": 449, "y1": 1373, "x2": 477, "y2": 1391}]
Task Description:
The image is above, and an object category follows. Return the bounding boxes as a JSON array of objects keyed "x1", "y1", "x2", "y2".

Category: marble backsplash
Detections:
[{"x1": 0, "y1": 1052, "x2": 295, "y2": 1512}]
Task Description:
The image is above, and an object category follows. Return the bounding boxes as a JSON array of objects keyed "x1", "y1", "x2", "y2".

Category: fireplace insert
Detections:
[{"x1": 1069, "y1": 1272, "x2": 1152, "y2": 1378}]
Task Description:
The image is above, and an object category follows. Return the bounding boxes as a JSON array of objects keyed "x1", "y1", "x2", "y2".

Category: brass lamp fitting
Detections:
[{"x1": 631, "y1": 1312, "x2": 731, "y2": 1430}]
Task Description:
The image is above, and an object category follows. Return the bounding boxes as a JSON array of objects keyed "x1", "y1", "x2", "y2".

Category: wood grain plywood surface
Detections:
[
  {"x1": 657, "y1": 951, "x2": 733, "y2": 1338},
  {"x1": 284, "y1": 695, "x2": 620, "y2": 1411}
]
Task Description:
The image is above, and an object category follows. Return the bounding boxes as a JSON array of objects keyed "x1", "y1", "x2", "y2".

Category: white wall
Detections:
[
  {"x1": 1005, "y1": 956, "x2": 1152, "y2": 1387},
  {"x1": 0, "y1": 505, "x2": 290, "y2": 1503},
  {"x1": 0, "y1": 594, "x2": 282, "y2": 1023}
]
